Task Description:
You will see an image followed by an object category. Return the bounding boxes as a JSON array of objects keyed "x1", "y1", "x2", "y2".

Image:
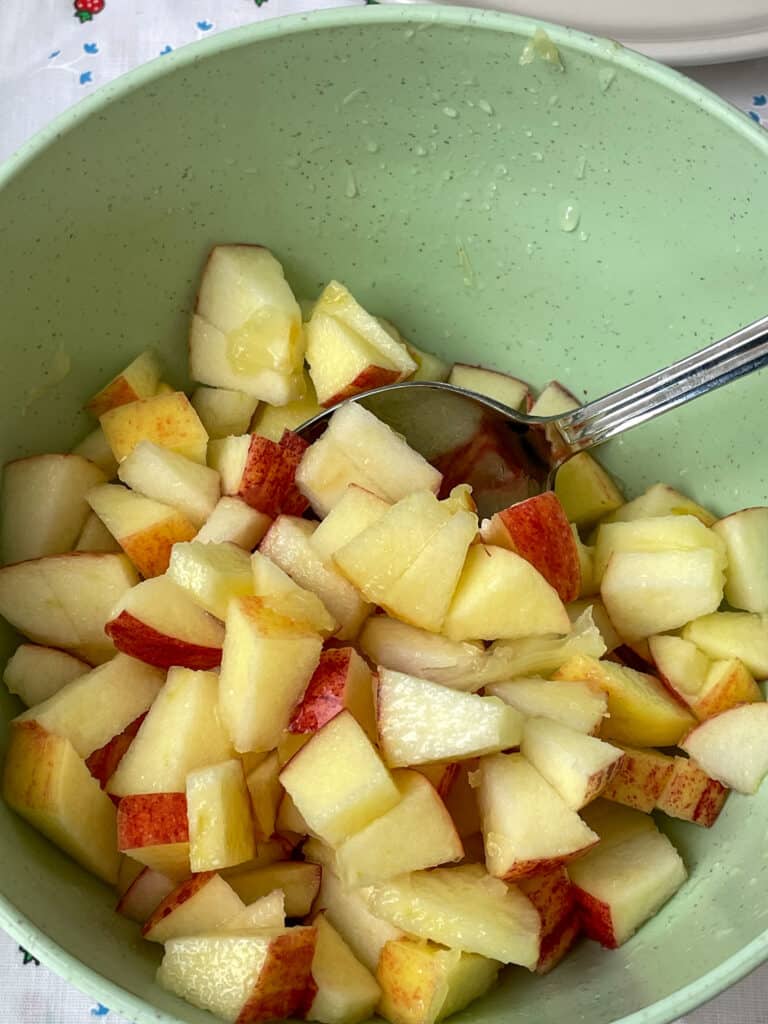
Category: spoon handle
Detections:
[{"x1": 557, "y1": 313, "x2": 768, "y2": 451}]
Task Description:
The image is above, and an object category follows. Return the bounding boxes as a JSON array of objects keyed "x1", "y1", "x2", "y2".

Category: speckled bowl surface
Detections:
[{"x1": 0, "y1": 6, "x2": 767, "y2": 1024}]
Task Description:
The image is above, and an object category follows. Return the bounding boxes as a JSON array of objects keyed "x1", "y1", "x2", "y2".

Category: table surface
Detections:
[{"x1": 1, "y1": 2, "x2": 767, "y2": 1023}]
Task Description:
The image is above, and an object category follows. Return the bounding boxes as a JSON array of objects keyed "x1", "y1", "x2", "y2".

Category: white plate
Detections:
[{"x1": 392, "y1": 0, "x2": 768, "y2": 64}]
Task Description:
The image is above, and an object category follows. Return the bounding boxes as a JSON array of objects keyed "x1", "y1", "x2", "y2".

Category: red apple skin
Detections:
[
  {"x1": 115, "y1": 866, "x2": 176, "y2": 922},
  {"x1": 141, "y1": 871, "x2": 215, "y2": 937},
  {"x1": 86, "y1": 713, "x2": 146, "y2": 789},
  {"x1": 322, "y1": 367, "x2": 402, "y2": 408},
  {"x1": 517, "y1": 866, "x2": 576, "y2": 937},
  {"x1": 601, "y1": 749, "x2": 673, "y2": 813},
  {"x1": 572, "y1": 886, "x2": 618, "y2": 949},
  {"x1": 240, "y1": 431, "x2": 309, "y2": 518},
  {"x1": 537, "y1": 910, "x2": 582, "y2": 974},
  {"x1": 117, "y1": 792, "x2": 189, "y2": 850},
  {"x1": 105, "y1": 611, "x2": 222, "y2": 670},
  {"x1": 483, "y1": 492, "x2": 581, "y2": 603},
  {"x1": 656, "y1": 758, "x2": 729, "y2": 828},
  {"x1": 235, "y1": 927, "x2": 318, "y2": 1024},
  {"x1": 287, "y1": 649, "x2": 356, "y2": 734}
]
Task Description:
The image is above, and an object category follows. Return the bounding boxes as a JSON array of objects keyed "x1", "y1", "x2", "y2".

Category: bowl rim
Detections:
[{"x1": 1, "y1": 5, "x2": 767, "y2": 1023}]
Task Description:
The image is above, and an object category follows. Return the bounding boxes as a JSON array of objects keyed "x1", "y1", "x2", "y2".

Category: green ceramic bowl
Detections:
[{"x1": 1, "y1": 6, "x2": 767, "y2": 1023}]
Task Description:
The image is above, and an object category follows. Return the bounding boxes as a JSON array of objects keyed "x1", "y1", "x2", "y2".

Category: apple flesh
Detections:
[
  {"x1": 167, "y1": 541, "x2": 254, "y2": 621},
  {"x1": 117, "y1": 441, "x2": 220, "y2": 528},
  {"x1": 517, "y1": 866, "x2": 579, "y2": 974},
  {"x1": 405, "y1": 343, "x2": 451, "y2": 383},
  {"x1": 288, "y1": 647, "x2": 375, "y2": 738},
  {"x1": 71, "y1": 426, "x2": 118, "y2": 478},
  {"x1": 86, "y1": 713, "x2": 146, "y2": 789},
  {"x1": 191, "y1": 386, "x2": 259, "y2": 440},
  {"x1": 195, "y1": 497, "x2": 271, "y2": 549},
  {"x1": 116, "y1": 866, "x2": 176, "y2": 923},
  {"x1": 592, "y1": 514, "x2": 726, "y2": 583},
  {"x1": 116, "y1": 791, "x2": 190, "y2": 880},
  {"x1": 309, "y1": 486, "x2": 391, "y2": 562},
  {"x1": 218, "y1": 890, "x2": 286, "y2": 932},
  {"x1": 187, "y1": 759, "x2": 256, "y2": 872},
  {"x1": 599, "y1": 745, "x2": 674, "y2": 813},
  {"x1": 209, "y1": 430, "x2": 309, "y2": 518},
  {"x1": 520, "y1": 717, "x2": 623, "y2": 810},
  {"x1": 485, "y1": 678, "x2": 607, "y2": 735},
  {"x1": 554, "y1": 452, "x2": 624, "y2": 530},
  {"x1": 711, "y1": 507, "x2": 768, "y2": 613},
  {"x1": 3, "y1": 644, "x2": 90, "y2": 707},
  {"x1": 448, "y1": 364, "x2": 529, "y2": 410},
  {"x1": 75, "y1": 512, "x2": 121, "y2": 553},
  {"x1": 227, "y1": 862, "x2": 322, "y2": 917},
  {"x1": 143, "y1": 871, "x2": 245, "y2": 943},
  {"x1": 679, "y1": 702, "x2": 768, "y2": 794},
  {"x1": 308, "y1": 913, "x2": 382, "y2": 1024},
  {"x1": 100, "y1": 391, "x2": 209, "y2": 465},
  {"x1": 85, "y1": 350, "x2": 162, "y2": 418},
  {"x1": 682, "y1": 611, "x2": 768, "y2": 680},
  {"x1": 251, "y1": 371, "x2": 323, "y2": 441},
  {"x1": 106, "y1": 574, "x2": 225, "y2": 670},
  {"x1": 251, "y1": 551, "x2": 337, "y2": 635},
  {"x1": 655, "y1": 756, "x2": 729, "y2": 827},
  {"x1": 600, "y1": 482, "x2": 716, "y2": 527}
]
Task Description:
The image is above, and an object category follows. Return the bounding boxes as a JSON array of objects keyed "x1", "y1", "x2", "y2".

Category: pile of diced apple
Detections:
[{"x1": 1, "y1": 244, "x2": 767, "y2": 1024}]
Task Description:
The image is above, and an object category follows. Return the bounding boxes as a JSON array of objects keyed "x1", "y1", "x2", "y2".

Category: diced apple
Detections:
[
  {"x1": 486, "y1": 678, "x2": 607, "y2": 735},
  {"x1": 601, "y1": 548, "x2": 724, "y2": 642},
  {"x1": 296, "y1": 403, "x2": 440, "y2": 517},
  {"x1": 75, "y1": 512, "x2": 121, "y2": 553},
  {"x1": 15, "y1": 653, "x2": 163, "y2": 758},
  {"x1": 480, "y1": 492, "x2": 581, "y2": 602},
  {"x1": 117, "y1": 441, "x2": 220, "y2": 528},
  {"x1": 406, "y1": 343, "x2": 451, "y2": 383},
  {"x1": 377, "y1": 669, "x2": 523, "y2": 767},
  {"x1": 593, "y1": 514, "x2": 726, "y2": 583},
  {"x1": 580, "y1": 798, "x2": 658, "y2": 849},
  {"x1": 3, "y1": 644, "x2": 89, "y2": 706},
  {"x1": 310, "y1": 486, "x2": 391, "y2": 562},
  {"x1": 105, "y1": 574, "x2": 225, "y2": 670},
  {"x1": 476, "y1": 753, "x2": 598, "y2": 880},
  {"x1": 1, "y1": 453, "x2": 107, "y2": 563},
  {"x1": 448, "y1": 363, "x2": 529, "y2": 409},
  {"x1": 190, "y1": 314, "x2": 305, "y2": 405},
  {"x1": 167, "y1": 540, "x2": 253, "y2": 620},
  {"x1": 279, "y1": 710, "x2": 399, "y2": 846},
  {"x1": 536, "y1": 911, "x2": 582, "y2": 974},
  {"x1": 599, "y1": 745, "x2": 674, "y2": 813},
  {"x1": 191, "y1": 387, "x2": 260, "y2": 440},
  {"x1": 227, "y1": 862, "x2": 322, "y2": 917},
  {"x1": 416, "y1": 762, "x2": 459, "y2": 798},
  {"x1": 443, "y1": 544, "x2": 571, "y2": 642},
  {"x1": 520, "y1": 718, "x2": 623, "y2": 810},
  {"x1": 365, "y1": 864, "x2": 540, "y2": 967},
  {"x1": 252, "y1": 551, "x2": 337, "y2": 635},
  {"x1": 275, "y1": 791, "x2": 312, "y2": 836},
  {"x1": 358, "y1": 616, "x2": 486, "y2": 693},
  {"x1": 376, "y1": 936, "x2": 499, "y2": 1024},
  {"x1": 306, "y1": 281, "x2": 416, "y2": 406},
  {"x1": 288, "y1": 648, "x2": 375, "y2": 738},
  {"x1": 246, "y1": 752, "x2": 282, "y2": 841},
  {"x1": 87, "y1": 483, "x2": 197, "y2": 578},
  {"x1": 260, "y1": 516, "x2": 372, "y2": 640},
  {"x1": 116, "y1": 791, "x2": 190, "y2": 879},
  {"x1": 209, "y1": 431, "x2": 308, "y2": 517},
  {"x1": 72, "y1": 426, "x2": 119, "y2": 478},
  {"x1": 553, "y1": 654, "x2": 695, "y2": 747},
  {"x1": 711, "y1": 507, "x2": 768, "y2": 612},
  {"x1": 219, "y1": 890, "x2": 286, "y2": 932},
  {"x1": 683, "y1": 611, "x2": 768, "y2": 680},
  {"x1": 308, "y1": 913, "x2": 381, "y2": 1024},
  {"x1": 86, "y1": 713, "x2": 146, "y2": 789},
  {"x1": 277, "y1": 731, "x2": 312, "y2": 767},
  {"x1": 2, "y1": 721, "x2": 120, "y2": 883},
  {"x1": 0, "y1": 551, "x2": 137, "y2": 651},
  {"x1": 219, "y1": 597, "x2": 322, "y2": 753},
  {"x1": 650, "y1": 634, "x2": 761, "y2": 720},
  {"x1": 530, "y1": 381, "x2": 580, "y2": 417},
  {"x1": 143, "y1": 872, "x2": 245, "y2": 943},
  {"x1": 568, "y1": 829, "x2": 687, "y2": 948},
  {"x1": 655, "y1": 756, "x2": 729, "y2": 827},
  {"x1": 86, "y1": 350, "x2": 162, "y2": 418},
  {"x1": 571, "y1": 528, "x2": 599, "y2": 597},
  {"x1": 335, "y1": 770, "x2": 463, "y2": 886},
  {"x1": 116, "y1": 866, "x2": 176, "y2": 923},
  {"x1": 679, "y1": 702, "x2": 768, "y2": 794},
  {"x1": 554, "y1": 453, "x2": 624, "y2": 529},
  {"x1": 100, "y1": 391, "x2": 208, "y2": 465},
  {"x1": 195, "y1": 497, "x2": 271, "y2": 549},
  {"x1": 442, "y1": 762, "x2": 481, "y2": 839},
  {"x1": 516, "y1": 866, "x2": 579, "y2": 973},
  {"x1": 601, "y1": 482, "x2": 716, "y2": 527},
  {"x1": 107, "y1": 667, "x2": 233, "y2": 796},
  {"x1": 251, "y1": 370, "x2": 323, "y2": 441},
  {"x1": 187, "y1": 759, "x2": 255, "y2": 872},
  {"x1": 220, "y1": 837, "x2": 295, "y2": 876}
]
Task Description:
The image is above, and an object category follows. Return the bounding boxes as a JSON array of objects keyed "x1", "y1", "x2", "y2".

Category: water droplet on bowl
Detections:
[
  {"x1": 559, "y1": 200, "x2": 581, "y2": 232},
  {"x1": 477, "y1": 99, "x2": 494, "y2": 115},
  {"x1": 443, "y1": 106, "x2": 458, "y2": 119},
  {"x1": 599, "y1": 68, "x2": 617, "y2": 92}
]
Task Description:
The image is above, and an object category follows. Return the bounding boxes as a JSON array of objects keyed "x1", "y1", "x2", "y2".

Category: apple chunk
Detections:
[
  {"x1": 85, "y1": 350, "x2": 162, "y2": 418},
  {"x1": 485, "y1": 678, "x2": 607, "y2": 735},
  {"x1": 226, "y1": 862, "x2": 321, "y2": 917},
  {"x1": 554, "y1": 452, "x2": 624, "y2": 529},
  {"x1": 520, "y1": 718, "x2": 623, "y2": 810},
  {"x1": 655, "y1": 756, "x2": 729, "y2": 827},
  {"x1": 100, "y1": 391, "x2": 208, "y2": 464},
  {"x1": 116, "y1": 866, "x2": 176, "y2": 923},
  {"x1": 679, "y1": 702, "x2": 768, "y2": 794},
  {"x1": 252, "y1": 551, "x2": 337, "y2": 635},
  {"x1": 116, "y1": 791, "x2": 190, "y2": 880},
  {"x1": 376, "y1": 669, "x2": 523, "y2": 767},
  {"x1": 3, "y1": 644, "x2": 90, "y2": 707},
  {"x1": 602, "y1": 481, "x2": 716, "y2": 527},
  {"x1": 218, "y1": 890, "x2": 286, "y2": 932},
  {"x1": 309, "y1": 914, "x2": 381, "y2": 1024},
  {"x1": 167, "y1": 541, "x2": 254, "y2": 621},
  {"x1": 2, "y1": 721, "x2": 120, "y2": 884},
  {"x1": 209, "y1": 430, "x2": 309, "y2": 518},
  {"x1": 143, "y1": 872, "x2": 245, "y2": 943},
  {"x1": 449, "y1": 364, "x2": 529, "y2": 410},
  {"x1": 117, "y1": 441, "x2": 220, "y2": 528},
  {"x1": 158, "y1": 927, "x2": 318, "y2": 1023},
  {"x1": 479, "y1": 608, "x2": 606, "y2": 684},
  {"x1": 191, "y1": 386, "x2": 259, "y2": 440},
  {"x1": 649, "y1": 635, "x2": 761, "y2": 721},
  {"x1": 288, "y1": 648, "x2": 375, "y2": 738},
  {"x1": 309, "y1": 485, "x2": 391, "y2": 562},
  {"x1": 712, "y1": 507, "x2": 768, "y2": 613},
  {"x1": 251, "y1": 371, "x2": 323, "y2": 441},
  {"x1": 279, "y1": 710, "x2": 400, "y2": 846},
  {"x1": 195, "y1": 497, "x2": 271, "y2": 550},
  {"x1": 187, "y1": 759, "x2": 255, "y2": 872},
  {"x1": 476, "y1": 752, "x2": 598, "y2": 881},
  {"x1": 682, "y1": 612, "x2": 768, "y2": 680},
  {"x1": 105, "y1": 575, "x2": 225, "y2": 670}
]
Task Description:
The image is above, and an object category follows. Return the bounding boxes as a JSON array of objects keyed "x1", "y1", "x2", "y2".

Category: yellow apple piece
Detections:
[
  {"x1": 309, "y1": 485, "x2": 391, "y2": 562},
  {"x1": 654, "y1": 756, "x2": 729, "y2": 828},
  {"x1": 158, "y1": 927, "x2": 318, "y2": 1023},
  {"x1": 116, "y1": 791, "x2": 190, "y2": 880},
  {"x1": 553, "y1": 452, "x2": 624, "y2": 529},
  {"x1": 376, "y1": 669, "x2": 523, "y2": 767},
  {"x1": 376, "y1": 936, "x2": 500, "y2": 1024},
  {"x1": 364, "y1": 863, "x2": 540, "y2": 968},
  {"x1": 600, "y1": 481, "x2": 716, "y2": 527},
  {"x1": 520, "y1": 718, "x2": 623, "y2": 810},
  {"x1": 251, "y1": 370, "x2": 323, "y2": 441},
  {"x1": 712, "y1": 507, "x2": 768, "y2": 612},
  {"x1": 448, "y1": 364, "x2": 529, "y2": 410},
  {"x1": 679, "y1": 702, "x2": 768, "y2": 794},
  {"x1": 279, "y1": 710, "x2": 400, "y2": 846},
  {"x1": 143, "y1": 871, "x2": 245, "y2": 943},
  {"x1": 1, "y1": 453, "x2": 106, "y2": 563},
  {"x1": 87, "y1": 483, "x2": 197, "y2": 578},
  {"x1": 251, "y1": 551, "x2": 337, "y2": 634},
  {"x1": 308, "y1": 913, "x2": 382, "y2": 1024},
  {"x1": 117, "y1": 441, "x2": 220, "y2": 528},
  {"x1": 593, "y1": 514, "x2": 726, "y2": 582},
  {"x1": 227, "y1": 862, "x2": 322, "y2": 917},
  {"x1": 580, "y1": 798, "x2": 658, "y2": 849},
  {"x1": 15, "y1": 652, "x2": 163, "y2": 758},
  {"x1": 187, "y1": 759, "x2": 256, "y2": 872},
  {"x1": 443, "y1": 544, "x2": 571, "y2": 642},
  {"x1": 0, "y1": 551, "x2": 137, "y2": 652},
  {"x1": 191, "y1": 386, "x2": 259, "y2": 440},
  {"x1": 334, "y1": 769, "x2": 463, "y2": 887},
  {"x1": 3, "y1": 644, "x2": 89, "y2": 707},
  {"x1": 71, "y1": 425, "x2": 119, "y2": 478},
  {"x1": 2, "y1": 721, "x2": 120, "y2": 884},
  {"x1": 100, "y1": 391, "x2": 208, "y2": 464},
  {"x1": 485, "y1": 678, "x2": 608, "y2": 735},
  {"x1": 85, "y1": 349, "x2": 162, "y2": 418},
  {"x1": 219, "y1": 597, "x2": 322, "y2": 753},
  {"x1": 405, "y1": 342, "x2": 451, "y2": 383},
  {"x1": 195, "y1": 497, "x2": 271, "y2": 549},
  {"x1": 75, "y1": 512, "x2": 121, "y2": 553},
  {"x1": 245, "y1": 751, "x2": 282, "y2": 841},
  {"x1": 218, "y1": 890, "x2": 286, "y2": 932},
  {"x1": 476, "y1": 753, "x2": 598, "y2": 881},
  {"x1": 167, "y1": 540, "x2": 254, "y2": 620},
  {"x1": 553, "y1": 654, "x2": 695, "y2": 747},
  {"x1": 682, "y1": 611, "x2": 768, "y2": 679},
  {"x1": 107, "y1": 667, "x2": 233, "y2": 796}
]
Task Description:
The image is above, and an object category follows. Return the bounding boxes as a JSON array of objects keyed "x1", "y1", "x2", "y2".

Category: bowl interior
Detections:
[{"x1": 1, "y1": 8, "x2": 767, "y2": 1024}]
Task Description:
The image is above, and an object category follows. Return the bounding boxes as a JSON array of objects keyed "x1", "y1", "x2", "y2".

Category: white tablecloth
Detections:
[{"x1": 1, "y1": 3, "x2": 767, "y2": 1023}]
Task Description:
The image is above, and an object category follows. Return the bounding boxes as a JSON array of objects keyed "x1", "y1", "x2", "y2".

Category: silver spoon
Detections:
[{"x1": 297, "y1": 313, "x2": 768, "y2": 517}]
